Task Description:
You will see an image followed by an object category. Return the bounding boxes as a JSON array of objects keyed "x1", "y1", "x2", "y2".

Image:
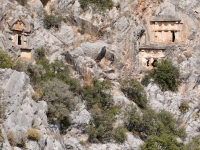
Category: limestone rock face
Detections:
[
  {"x1": 0, "y1": 69, "x2": 64, "y2": 150},
  {"x1": 1, "y1": 0, "x2": 200, "y2": 149}
]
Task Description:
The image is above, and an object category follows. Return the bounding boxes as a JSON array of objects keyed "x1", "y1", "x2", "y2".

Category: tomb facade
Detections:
[
  {"x1": 150, "y1": 17, "x2": 183, "y2": 44},
  {"x1": 138, "y1": 46, "x2": 166, "y2": 70},
  {"x1": 7, "y1": 17, "x2": 33, "y2": 61}
]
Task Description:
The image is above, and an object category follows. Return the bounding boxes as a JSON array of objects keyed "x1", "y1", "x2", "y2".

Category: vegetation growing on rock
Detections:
[
  {"x1": 124, "y1": 106, "x2": 186, "y2": 146},
  {"x1": 120, "y1": 78, "x2": 147, "y2": 108},
  {"x1": 27, "y1": 128, "x2": 41, "y2": 141},
  {"x1": 113, "y1": 126, "x2": 127, "y2": 143},
  {"x1": 79, "y1": 0, "x2": 113, "y2": 11},
  {"x1": 81, "y1": 79, "x2": 113, "y2": 110},
  {"x1": 16, "y1": 0, "x2": 27, "y2": 6},
  {"x1": 179, "y1": 100, "x2": 190, "y2": 113},
  {"x1": 14, "y1": 48, "x2": 80, "y2": 134},
  {"x1": 141, "y1": 134, "x2": 184, "y2": 150},
  {"x1": 82, "y1": 79, "x2": 126, "y2": 143},
  {"x1": 185, "y1": 135, "x2": 200, "y2": 150},
  {"x1": 42, "y1": 79, "x2": 75, "y2": 133},
  {"x1": 0, "y1": 50, "x2": 13, "y2": 69},
  {"x1": 142, "y1": 60, "x2": 179, "y2": 91},
  {"x1": 43, "y1": 14, "x2": 64, "y2": 29}
]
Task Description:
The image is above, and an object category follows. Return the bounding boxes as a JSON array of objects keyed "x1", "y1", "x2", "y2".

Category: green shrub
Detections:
[
  {"x1": 14, "y1": 59, "x2": 29, "y2": 73},
  {"x1": 120, "y1": 78, "x2": 147, "y2": 108},
  {"x1": 142, "y1": 60, "x2": 179, "y2": 92},
  {"x1": 43, "y1": 14, "x2": 63, "y2": 29},
  {"x1": 35, "y1": 48, "x2": 46, "y2": 60},
  {"x1": 27, "y1": 128, "x2": 40, "y2": 141},
  {"x1": 41, "y1": 79, "x2": 75, "y2": 133},
  {"x1": 0, "y1": 51, "x2": 13, "y2": 69},
  {"x1": 78, "y1": 28, "x2": 85, "y2": 34},
  {"x1": 141, "y1": 73, "x2": 151, "y2": 87},
  {"x1": 185, "y1": 135, "x2": 200, "y2": 150},
  {"x1": 113, "y1": 126, "x2": 126, "y2": 143},
  {"x1": 16, "y1": 0, "x2": 27, "y2": 6},
  {"x1": 179, "y1": 100, "x2": 190, "y2": 113},
  {"x1": 141, "y1": 134, "x2": 184, "y2": 150},
  {"x1": 81, "y1": 79, "x2": 113, "y2": 110},
  {"x1": 124, "y1": 107, "x2": 186, "y2": 140},
  {"x1": 86, "y1": 109, "x2": 116, "y2": 143},
  {"x1": 124, "y1": 107, "x2": 141, "y2": 133},
  {"x1": 26, "y1": 63, "x2": 45, "y2": 85},
  {"x1": 79, "y1": 0, "x2": 113, "y2": 11}
]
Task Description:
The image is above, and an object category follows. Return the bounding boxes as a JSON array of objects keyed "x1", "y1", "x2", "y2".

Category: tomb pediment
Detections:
[{"x1": 8, "y1": 17, "x2": 31, "y2": 32}]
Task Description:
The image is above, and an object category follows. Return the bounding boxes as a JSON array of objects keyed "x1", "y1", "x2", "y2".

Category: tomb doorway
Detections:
[
  {"x1": 18, "y1": 35, "x2": 22, "y2": 45},
  {"x1": 171, "y1": 31, "x2": 175, "y2": 42},
  {"x1": 152, "y1": 59, "x2": 158, "y2": 67}
]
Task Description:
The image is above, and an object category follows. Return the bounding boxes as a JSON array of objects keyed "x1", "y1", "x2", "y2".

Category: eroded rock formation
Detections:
[{"x1": 0, "y1": 0, "x2": 200, "y2": 149}]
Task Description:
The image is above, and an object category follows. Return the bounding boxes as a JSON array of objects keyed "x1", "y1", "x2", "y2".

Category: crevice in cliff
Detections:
[{"x1": 40, "y1": 0, "x2": 50, "y2": 7}]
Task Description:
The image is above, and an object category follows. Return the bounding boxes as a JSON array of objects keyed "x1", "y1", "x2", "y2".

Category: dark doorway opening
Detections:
[
  {"x1": 147, "y1": 59, "x2": 150, "y2": 66},
  {"x1": 18, "y1": 35, "x2": 22, "y2": 45},
  {"x1": 152, "y1": 59, "x2": 158, "y2": 67},
  {"x1": 171, "y1": 31, "x2": 175, "y2": 42}
]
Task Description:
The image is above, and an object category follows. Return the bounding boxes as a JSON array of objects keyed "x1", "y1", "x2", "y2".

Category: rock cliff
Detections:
[{"x1": 0, "y1": 0, "x2": 200, "y2": 149}]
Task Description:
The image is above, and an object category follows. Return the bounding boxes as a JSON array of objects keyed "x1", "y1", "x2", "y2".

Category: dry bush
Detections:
[
  {"x1": 7, "y1": 131, "x2": 16, "y2": 146},
  {"x1": 179, "y1": 100, "x2": 190, "y2": 113},
  {"x1": 27, "y1": 128, "x2": 41, "y2": 141},
  {"x1": 0, "y1": 126, "x2": 4, "y2": 142},
  {"x1": 81, "y1": 66, "x2": 93, "y2": 86},
  {"x1": 32, "y1": 88, "x2": 43, "y2": 101},
  {"x1": 7, "y1": 130, "x2": 26, "y2": 147}
]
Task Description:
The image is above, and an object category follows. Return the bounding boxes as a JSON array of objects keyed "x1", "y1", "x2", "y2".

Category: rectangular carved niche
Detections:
[{"x1": 20, "y1": 49, "x2": 32, "y2": 62}]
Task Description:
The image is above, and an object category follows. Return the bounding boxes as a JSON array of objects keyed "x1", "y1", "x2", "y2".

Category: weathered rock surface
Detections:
[
  {"x1": 0, "y1": 69, "x2": 64, "y2": 150},
  {"x1": 1, "y1": 0, "x2": 200, "y2": 149}
]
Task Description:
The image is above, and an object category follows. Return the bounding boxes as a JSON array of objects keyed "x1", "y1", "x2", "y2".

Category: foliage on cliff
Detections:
[
  {"x1": 125, "y1": 107, "x2": 186, "y2": 146},
  {"x1": 43, "y1": 14, "x2": 64, "y2": 29},
  {"x1": 142, "y1": 60, "x2": 179, "y2": 91},
  {"x1": 16, "y1": 0, "x2": 27, "y2": 6},
  {"x1": 79, "y1": 0, "x2": 113, "y2": 11},
  {"x1": 0, "y1": 51, "x2": 13, "y2": 69},
  {"x1": 141, "y1": 134, "x2": 184, "y2": 150},
  {"x1": 120, "y1": 78, "x2": 147, "y2": 108},
  {"x1": 82, "y1": 79, "x2": 126, "y2": 143},
  {"x1": 14, "y1": 48, "x2": 79, "y2": 133}
]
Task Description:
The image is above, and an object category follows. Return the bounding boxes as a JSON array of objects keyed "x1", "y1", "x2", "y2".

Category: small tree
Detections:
[
  {"x1": 41, "y1": 79, "x2": 75, "y2": 133},
  {"x1": 16, "y1": 0, "x2": 27, "y2": 6},
  {"x1": 86, "y1": 109, "x2": 116, "y2": 143},
  {"x1": 113, "y1": 126, "x2": 126, "y2": 143},
  {"x1": 141, "y1": 134, "x2": 183, "y2": 150},
  {"x1": 185, "y1": 135, "x2": 200, "y2": 150},
  {"x1": 81, "y1": 79, "x2": 113, "y2": 110},
  {"x1": 121, "y1": 78, "x2": 147, "y2": 108},
  {"x1": 124, "y1": 107, "x2": 186, "y2": 140},
  {"x1": 0, "y1": 51, "x2": 13, "y2": 69},
  {"x1": 142, "y1": 60, "x2": 179, "y2": 92},
  {"x1": 79, "y1": 0, "x2": 113, "y2": 11},
  {"x1": 43, "y1": 14, "x2": 63, "y2": 29}
]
